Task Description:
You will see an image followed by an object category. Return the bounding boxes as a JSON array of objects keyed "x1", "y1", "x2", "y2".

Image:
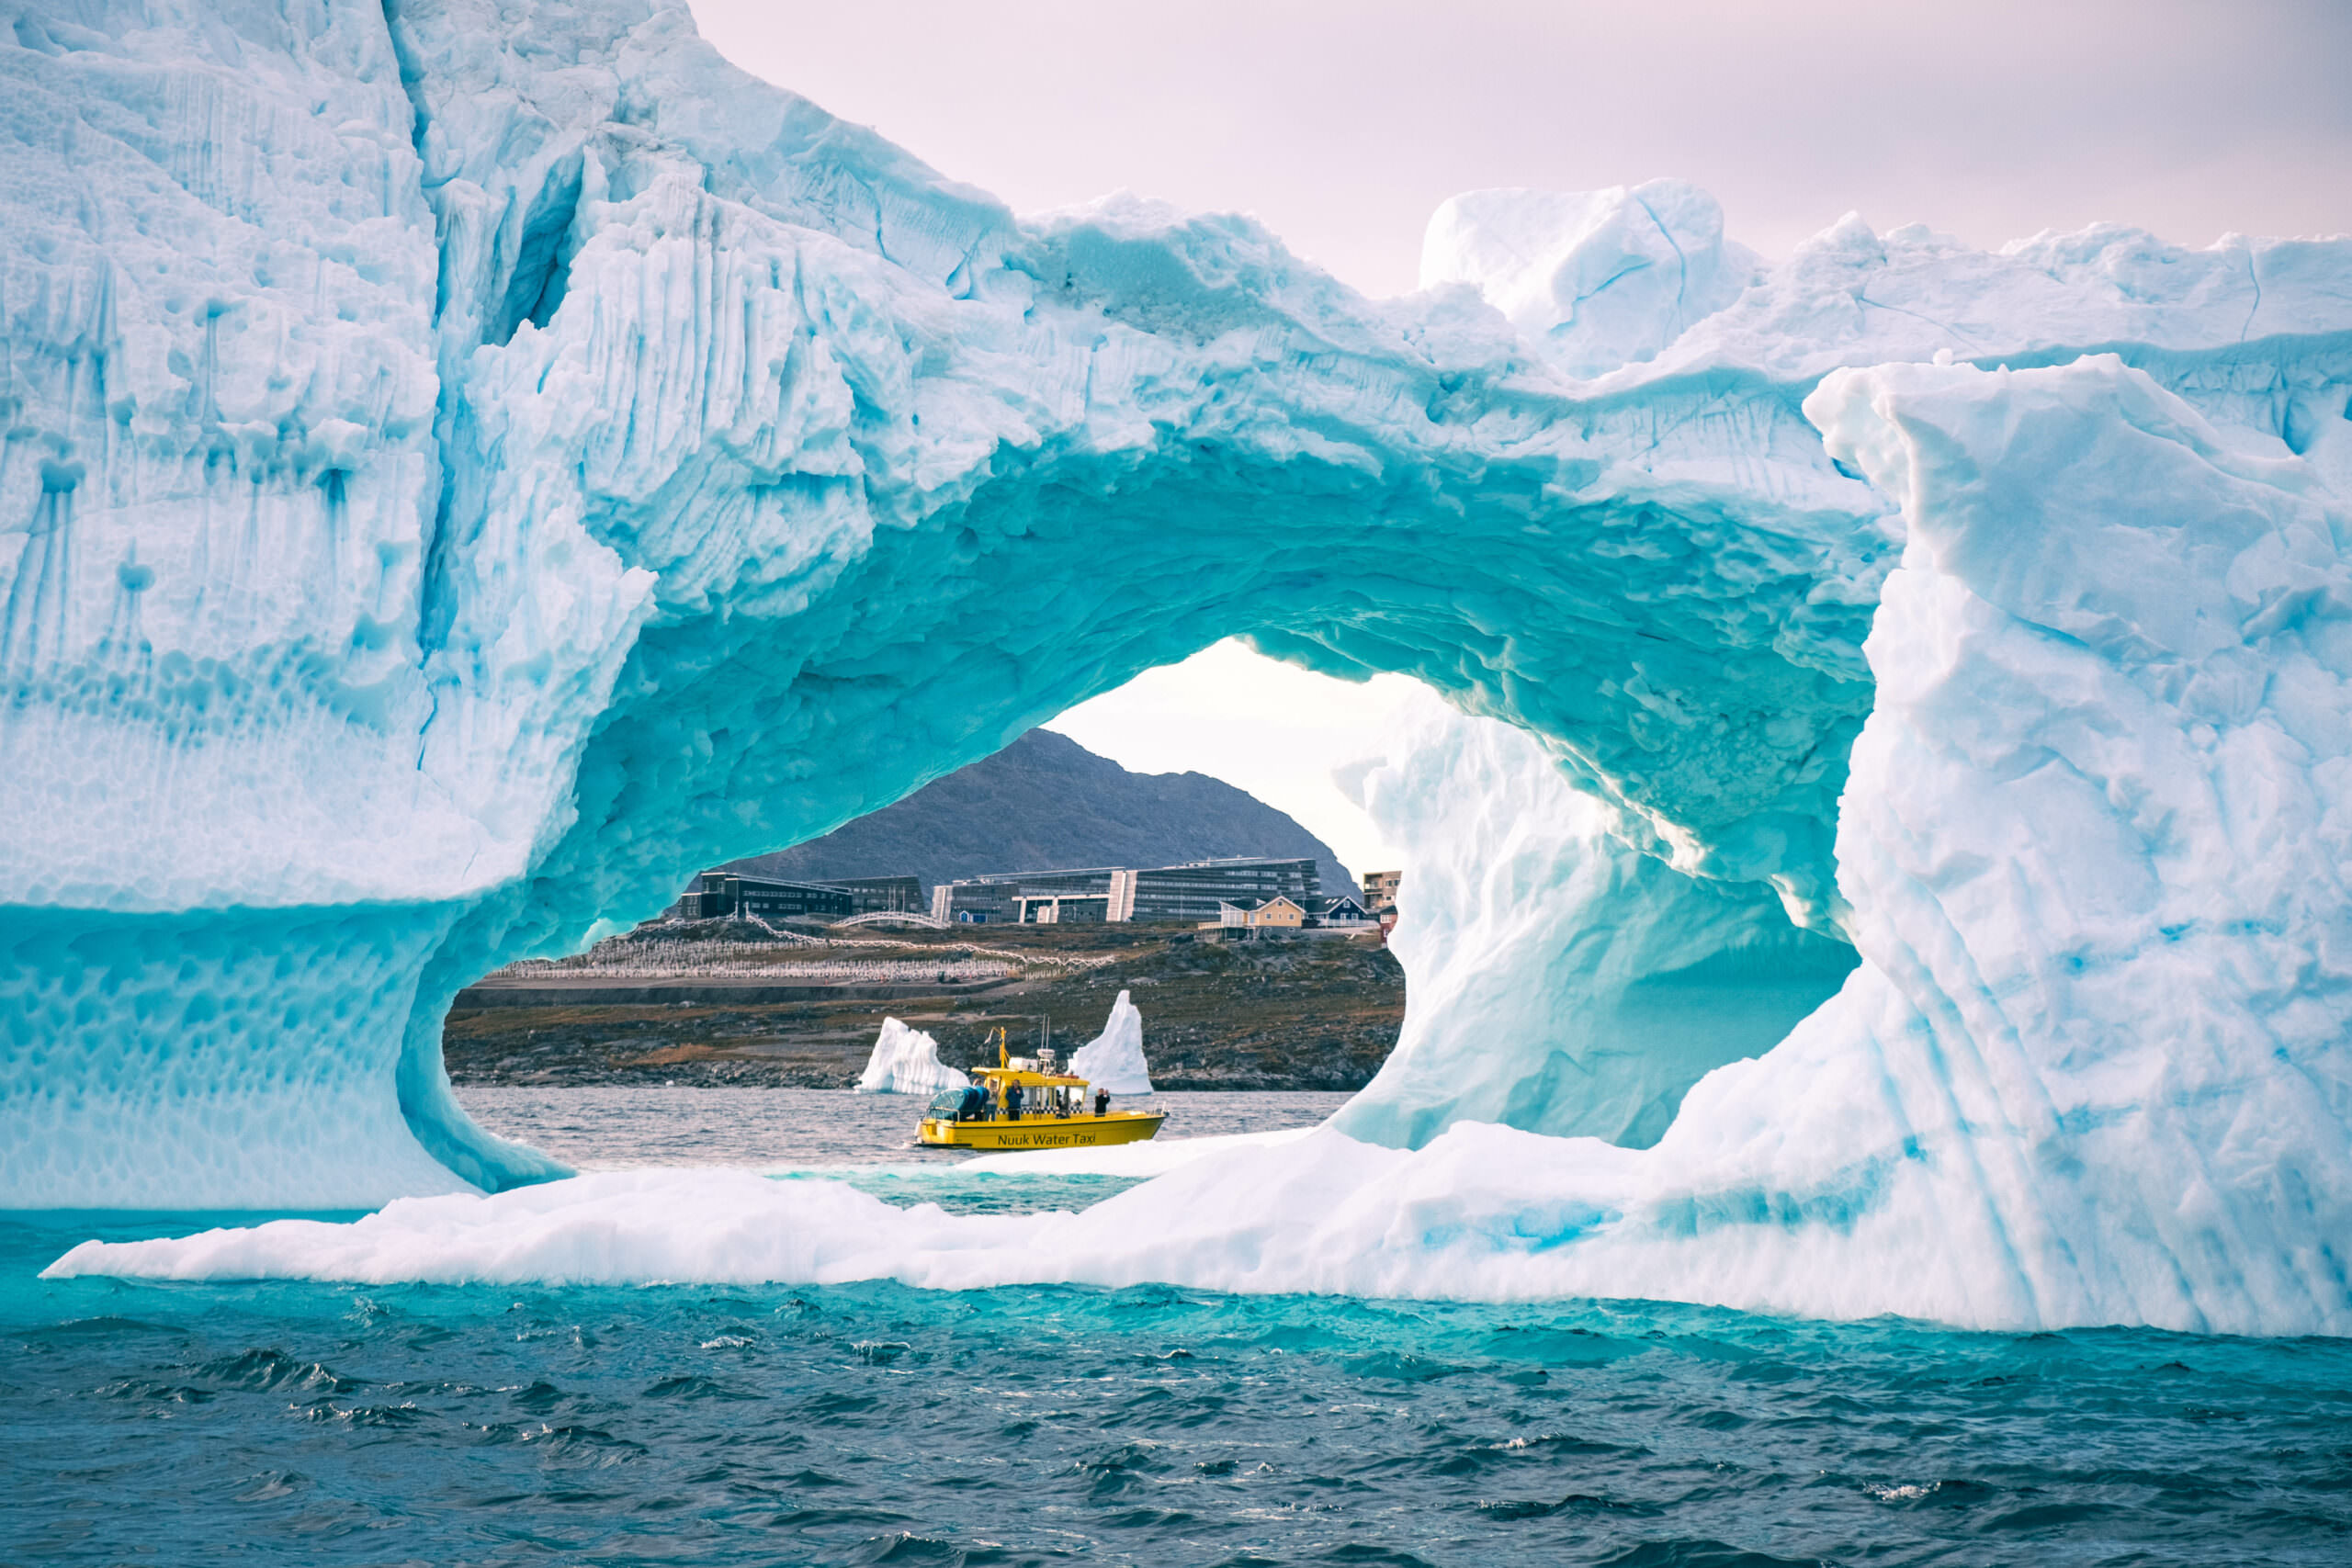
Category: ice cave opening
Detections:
[
  {"x1": 9, "y1": 0, "x2": 2352, "y2": 1334},
  {"x1": 453, "y1": 637, "x2": 1865, "y2": 1162}
]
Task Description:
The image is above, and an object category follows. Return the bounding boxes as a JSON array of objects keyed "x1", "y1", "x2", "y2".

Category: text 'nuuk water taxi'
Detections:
[{"x1": 918, "y1": 1030, "x2": 1164, "y2": 1150}]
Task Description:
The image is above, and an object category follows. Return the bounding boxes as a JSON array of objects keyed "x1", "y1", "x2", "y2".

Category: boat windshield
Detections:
[{"x1": 927, "y1": 1089, "x2": 968, "y2": 1116}]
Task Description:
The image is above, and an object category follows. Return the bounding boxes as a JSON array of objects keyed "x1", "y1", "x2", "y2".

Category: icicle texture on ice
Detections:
[{"x1": 9, "y1": 1, "x2": 2352, "y2": 1332}]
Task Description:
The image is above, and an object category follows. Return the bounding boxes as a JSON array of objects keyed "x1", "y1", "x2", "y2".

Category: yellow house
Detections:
[{"x1": 1219, "y1": 895, "x2": 1306, "y2": 931}]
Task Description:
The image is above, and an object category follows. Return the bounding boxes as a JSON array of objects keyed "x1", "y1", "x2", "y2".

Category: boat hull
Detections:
[{"x1": 918, "y1": 1112, "x2": 1165, "y2": 1150}]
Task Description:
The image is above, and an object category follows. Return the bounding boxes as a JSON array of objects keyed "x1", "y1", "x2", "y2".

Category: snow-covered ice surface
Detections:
[
  {"x1": 10, "y1": 2, "x2": 2352, "y2": 1332},
  {"x1": 853, "y1": 1018, "x2": 968, "y2": 1096},
  {"x1": 1421, "y1": 181, "x2": 1761, "y2": 380},
  {"x1": 1069, "y1": 990, "x2": 1153, "y2": 1094}
]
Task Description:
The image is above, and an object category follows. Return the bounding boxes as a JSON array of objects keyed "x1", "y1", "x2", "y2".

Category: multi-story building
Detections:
[
  {"x1": 931, "y1": 878, "x2": 1020, "y2": 923},
  {"x1": 669, "y1": 871, "x2": 920, "y2": 922},
  {"x1": 1011, "y1": 892, "x2": 1113, "y2": 923},
  {"x1": 672, "y1": 872, "x2": 854, "y2": 923},
  {"x1": 819, "y1": 874, "x2": 924, "y2": 915},
  {"x1": 1361, "y1": 869, "x2": 1401, "y2": 911},
  {"x1": 930, "y1": 855, "x2": 1321, "y2": 924}
]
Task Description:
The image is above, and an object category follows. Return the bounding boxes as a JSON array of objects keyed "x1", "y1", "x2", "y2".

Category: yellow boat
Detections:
[{"x1": 917, "y1": 1029, "x2": 1164, "y2": 1150}]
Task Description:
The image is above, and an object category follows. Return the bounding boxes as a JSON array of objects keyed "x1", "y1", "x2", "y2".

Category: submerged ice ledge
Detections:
[
  {"x1": 36, "y1": 1127, "x2": 1829, "y2": 1311},
  {"x1": 28, "y1": 1088, "x2": 2320, "y2": 1337}
]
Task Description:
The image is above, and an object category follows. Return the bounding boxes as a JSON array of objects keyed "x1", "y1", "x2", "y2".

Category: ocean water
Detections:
[
  {"x1": 5, "y1": 1092, "x2": 2348, "y2": 1566},
  {"x1": 454, "y1": 1087, "x2": 1349, "y2": 1216},
  {"x1": 454, "y1": 1087, "x2": 1347, "y2": 1172}
]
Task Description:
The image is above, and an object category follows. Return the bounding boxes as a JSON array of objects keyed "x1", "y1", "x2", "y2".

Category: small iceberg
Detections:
[
  {"x1": 1069, "y1": 990, "x2": 1154, "y2": 1094},
  {"x1": 854, "y1": 1018, "x2": 970, "y2": 1096}
]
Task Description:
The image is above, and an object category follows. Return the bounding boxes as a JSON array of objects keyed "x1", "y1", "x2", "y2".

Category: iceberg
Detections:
[
  {"x1": 1069, "y1": 991, "x2": 1153, "y2": 1095},
  {"x1": 854, "y1": 1018, "x2": 968, "y2": 1097},
  {"x1": 8, "y1": 1, "x2": 2352, "y2": 1333}
]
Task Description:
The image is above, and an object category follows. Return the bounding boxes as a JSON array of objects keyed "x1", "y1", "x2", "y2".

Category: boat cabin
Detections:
[{"x1": 929, "y1": 1048, "x2": 1109, "y2": 1123}]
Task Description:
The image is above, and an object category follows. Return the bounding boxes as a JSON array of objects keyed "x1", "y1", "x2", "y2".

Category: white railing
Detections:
[
  {"x1": 494, "y1": 955, "x2": 1016, "y2": 983},
  {"x1": 488, "y1": 924, "x2": 1125, "y2": 984}
]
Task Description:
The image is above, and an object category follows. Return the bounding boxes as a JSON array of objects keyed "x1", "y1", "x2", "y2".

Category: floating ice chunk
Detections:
[
  {"x1": 854, "y1": 1018, "x2": 969, "y2": 1096},
  {"x1": 1069, "y1": 991, "x2": 1153, "y2": 1094},
  {"x1": 41, "y1": 1169, "x2": 1061, "y2": 1289},
  {"x1": 23, "y1": 1116, "x2": 2061, "y2": 1316}
]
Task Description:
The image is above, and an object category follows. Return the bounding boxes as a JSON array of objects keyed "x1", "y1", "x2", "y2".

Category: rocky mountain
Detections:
[{"x1": 729, "y1": 729, "x2": 1360, "y2": 898}]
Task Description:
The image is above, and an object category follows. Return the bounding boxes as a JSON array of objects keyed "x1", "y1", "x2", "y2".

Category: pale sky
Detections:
[
  {"x1": 687, "y1": 0, "x2": 2350, "y2": 872},
  {"x1": 688, "y1": 0, "x2": 2350, "y2": 299},
  {"x1": 1044, "y1": 641, "x2": 1423, "y2": 884}
]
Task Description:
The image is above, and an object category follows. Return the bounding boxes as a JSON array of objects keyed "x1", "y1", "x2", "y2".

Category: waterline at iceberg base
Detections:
[{"x1": 7, "y1": 1, "x2": 2352, "y2": 1336}]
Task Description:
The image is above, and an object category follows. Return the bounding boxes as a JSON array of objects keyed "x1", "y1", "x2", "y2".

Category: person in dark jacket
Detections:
[
  {"x1": 1006, "y1": 1082, "x2": 1023, "y2": 1121},
  {"x1": 1093, "y1": 1087, "x2": 1110, "y2": 1118}
]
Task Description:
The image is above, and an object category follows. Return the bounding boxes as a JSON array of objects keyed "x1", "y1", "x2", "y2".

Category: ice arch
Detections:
[
  {"x1": 8, "y1": 2, "x2": 2352, "y2": 1335},
  {"x1": 0, "y1": 0, "x2": 1884, "y2": 1201}
]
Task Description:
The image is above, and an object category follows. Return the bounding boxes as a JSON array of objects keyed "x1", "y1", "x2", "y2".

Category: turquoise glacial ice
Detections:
[{"x1": 8, "y1": 1, "x2": 2352, "y2": 1333}]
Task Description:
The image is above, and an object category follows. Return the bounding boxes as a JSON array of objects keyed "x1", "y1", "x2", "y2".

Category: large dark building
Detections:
[
  {"x1": 820, "y1": 875, "x2": 924, "y2": 915},
  {"x1": 669, "y1": 872, "x2": 922, "y2": 923},
  {"x1": 930, "y1": 856, "x2": 1321, "y2": 924},
  {"x1": 673, "y1": 872, "x2": 854, "y2": 923}
]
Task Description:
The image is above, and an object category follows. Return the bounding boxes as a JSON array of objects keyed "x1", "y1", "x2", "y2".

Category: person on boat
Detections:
[
  {"x1": 1006, "y1": 1081, "x2": 1023, "y2": 1121},
  {"x1": 959, "y1": 1085, "x2": 984, "y2": 1122},
  {"x1": 1093, "y1": 1087, "x2": 1110, "y2": 1118}
]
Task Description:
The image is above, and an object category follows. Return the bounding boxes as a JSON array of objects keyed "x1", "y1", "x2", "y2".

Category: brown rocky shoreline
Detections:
[{"x1": 442, "y1": 922, "x2": 1405, "y2": 1091}]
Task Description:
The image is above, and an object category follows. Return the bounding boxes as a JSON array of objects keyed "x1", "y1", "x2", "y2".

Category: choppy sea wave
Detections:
[{"x1": 6, "y1": 1092, "x2": 2347, "y2": 1565}]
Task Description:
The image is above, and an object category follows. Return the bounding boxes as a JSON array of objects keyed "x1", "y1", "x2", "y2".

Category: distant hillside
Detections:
[{"x1": 729, "y1": 729, "x2": 1361, "y2": 899}]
